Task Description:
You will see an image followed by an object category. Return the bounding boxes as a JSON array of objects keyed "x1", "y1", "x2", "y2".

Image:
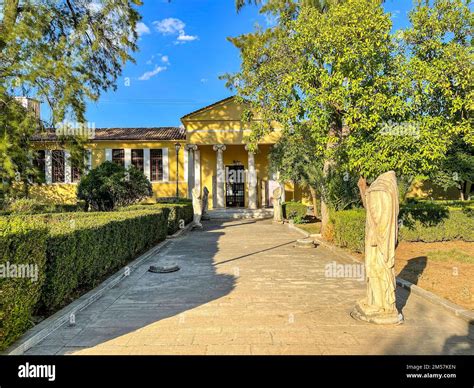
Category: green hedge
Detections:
[
  {"x1": 283, "y1": 201, "x2": 307, "y2": 222},
  {"x1": 119, "y1": 203, "x2": 193, "y2": 234},
  {"x1": 38, "y1": 209, "x2": 170, "y2": 312},
  {"x1": 0, "y1": 218, "x2": 48, "y2": 350},
  {"x1": 1, "y1": 198, "x2": 81, "y2": 215},
  {"x1": 331, "y1": 209, "x2": 366, "y2": 252},
  {"x1": 329, "y1": 204, "x2": 474, "y2": 252}
]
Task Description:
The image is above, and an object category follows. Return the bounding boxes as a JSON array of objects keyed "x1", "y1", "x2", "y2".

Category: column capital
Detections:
[
  {"x1": 245, "y1": 144, "x2": 258, "y2": 153},
  {"x1": 213, "y1": 144, "x2": 226, "y2": 152},
  {"x1": 185, "y1": 144, "x2": 198, "y2": 151}
]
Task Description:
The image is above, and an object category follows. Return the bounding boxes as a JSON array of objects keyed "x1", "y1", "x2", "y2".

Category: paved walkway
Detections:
[{"x1": 26, "y1": 219, "x2": 473, "y2": 355}]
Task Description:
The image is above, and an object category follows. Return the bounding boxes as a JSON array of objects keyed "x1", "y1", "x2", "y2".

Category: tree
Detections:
[
  {"x1": 228, "y1": 0, "x2": 466, "y2": 233},
  {"x1": 0, "y1": 0, "x2": 142, "y2": 200},
  {"x1": 269, "y1": 124, "x2": 324, "y2": 217},
  {"x1": 77, "y1": 161, "x2": 152, "y2": 211},
  {"x1": 430, "y1": 140, "x2": 474, "y2": 200}
]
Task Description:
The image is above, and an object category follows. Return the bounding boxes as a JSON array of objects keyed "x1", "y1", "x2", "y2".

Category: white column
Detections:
[
  {"x1": 105, "y1": 149, "x2": 112, "y2": 162},
  {"x1": 124, "y1": 148, "x2": 132, "y2": 169},
  {"x1": 194, "y1": 148, "x2": 201, "y2": 194},
  {"x1": 246, "y1": 145, "x2": 257, "y2": 209},
  {"x1": 144, "y1": 148, "x2": 151, "y2": 181},
  {"x1": 162, "y1": 147, "x2": 169, "y2": 182},
  {"x1": 45, "y1": 150, "x2": 52, "y2": 184},
  {"x1": 185, "y1": 145, "x2": 197, "y2": 198},
  {"x1": 213, "y1": 144, "x2": 226, "y2": 208},
  {"x1": 64, "y1": 151, "x2": 72, "y2": 183}
]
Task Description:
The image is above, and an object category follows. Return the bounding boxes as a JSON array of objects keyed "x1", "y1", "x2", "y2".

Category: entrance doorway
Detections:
[{"x1": 225, "y1": 165, "x2": 245, "y2": 207}]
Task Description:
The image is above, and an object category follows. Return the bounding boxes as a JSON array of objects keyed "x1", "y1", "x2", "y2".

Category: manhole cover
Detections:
[{"x1": 148, "y1": 263, "x2": 180, "y2": 273}]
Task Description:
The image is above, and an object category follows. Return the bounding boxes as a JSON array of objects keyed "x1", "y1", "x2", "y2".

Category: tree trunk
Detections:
[
  {"x1": 309, "y1": 185, "x2": 319, "y2": 219},
  {"x1": 460, "y1": 181, "x2": 466, "y2": 201}
]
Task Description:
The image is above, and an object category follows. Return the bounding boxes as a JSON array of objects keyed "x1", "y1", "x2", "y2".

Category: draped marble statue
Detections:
[
  {"x1": 352, "y1": 171, "x2": 403, "y2": 325},
  {"x1": 192, "y1": 187, "x2": 203, "y2": 229},
  {"x1": 273, "y1": 186, "x2": 283, "y2": 223}
]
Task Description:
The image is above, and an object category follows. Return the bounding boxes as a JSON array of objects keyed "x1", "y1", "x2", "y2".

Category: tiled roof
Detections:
[{"x1": 32, "y1": 127, "x2": 186, "y2": 141}]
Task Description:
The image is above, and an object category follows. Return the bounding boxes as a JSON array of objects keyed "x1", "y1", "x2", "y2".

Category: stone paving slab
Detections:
[{"x1": 25, "y1": 219, "x2": 474, "y2": 355}]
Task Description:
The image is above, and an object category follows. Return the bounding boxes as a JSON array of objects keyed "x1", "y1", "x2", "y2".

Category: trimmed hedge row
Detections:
[
  {"x1": 0, "y1": 207, "x2": 176, "y2": 350},
  {"x1": 283, "y1": 201, "x2": 307, "y2": 222},
  {"x1": 1, "y1": 198, "x2": 82, "y2": 215},
  {"x1": 119, "y1": 202, "x2": 193, "y2": 234},
  {"x1": 329, "y1": 205, "x2": 474, "y2": 252},
  {"x1": 0, "y1": 218, "x2": 48, "y2": 350},
  {"x1": 39, "y1": 209, "x2": 170, "y2": 312}
]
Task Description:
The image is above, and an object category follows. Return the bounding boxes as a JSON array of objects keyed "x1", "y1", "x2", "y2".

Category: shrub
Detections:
[
  {"x1": 331, "y1": 209, "x2": 366, "y2": 252},
  {"x1": 77, "y1": 162, "x2": 152, "y2": 211},
  {"x1": 36, "y1": 208, "x2": 170, "y2": 312},
  {"x1": 0, "y1": 218, "x2": 48, "y2": 350},
  {"x1": 399, "y1": 209, "x2": 473, "y2": 242},
  {"x1": 283, "y1": 201, "x2": 307, "y2": 221},
  {"x1": 3, "y1": 198, "x2": 80, "y2": 215},
  {"x1": 328, "y1": 204, "x2": 474, "y2": 252},
  {"x1": 119, "y1": 203, "x2": 193, "y2": 234}
]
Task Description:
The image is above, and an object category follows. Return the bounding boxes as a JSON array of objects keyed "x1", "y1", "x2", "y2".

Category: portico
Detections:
[{"x1": 180, "y1": 97, "x2": 298, "y2": 210}]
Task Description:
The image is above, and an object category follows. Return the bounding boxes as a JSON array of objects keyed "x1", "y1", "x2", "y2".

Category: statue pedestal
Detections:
[{"x1": 351, "y1": 300, "x2": 403, "y2": 325}]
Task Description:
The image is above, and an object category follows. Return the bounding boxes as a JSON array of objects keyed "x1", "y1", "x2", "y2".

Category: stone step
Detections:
[{"x1": 207, "y1": 208, "x2": 273, "y2": 220}]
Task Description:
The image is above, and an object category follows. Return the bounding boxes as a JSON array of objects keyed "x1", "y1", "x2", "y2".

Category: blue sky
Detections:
[{"x1": 67, "y1": 0, "x2": 414, "y2": 128}]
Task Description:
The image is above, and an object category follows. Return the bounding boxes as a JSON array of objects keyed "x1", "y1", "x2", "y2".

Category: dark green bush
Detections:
[
  {"x1": 35, "y1": 209, "x2": 170, "y2": 312},
  {"x1": 283, "y1": 201, "x2": 307, "y2": 221},
  {"x1": 0, "y1": 218, "x2": 48, "y2": 351},
  {"x1": 77, "y1": 162, "x2": 152, "y2": 211}
]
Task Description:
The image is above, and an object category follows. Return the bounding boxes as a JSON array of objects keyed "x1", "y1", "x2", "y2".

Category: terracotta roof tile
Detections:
[{"x1": 32, "y1": 127, "x2": 186, "y2": 142}]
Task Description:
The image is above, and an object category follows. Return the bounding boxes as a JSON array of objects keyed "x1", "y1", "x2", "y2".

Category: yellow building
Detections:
[{"x1": 31, "y1": 96, "x2": 304, "y2": 208}]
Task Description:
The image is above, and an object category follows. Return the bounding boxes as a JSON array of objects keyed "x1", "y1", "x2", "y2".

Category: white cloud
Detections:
[
  {"x1": 153, "y1": 18, "x2": 185, "y2": 35},
  {"x1": 136, "y1": 22, "x2": 151, "y2": 36},
  {"x1": 200, "y1": 78, "x2": 208, "y2": 84},
  {"x1": 153, "y1": 18, "x2": 198, "y2": 44},
  {"x1": 161, "y1": 55, "x2": 169, "y2": 63},
  {"x1": 176, "y1": 31, "x2": 198, "y2": 42},
  {"x1": 138, "y1": 66, "x2": 167, "y2": 81}
]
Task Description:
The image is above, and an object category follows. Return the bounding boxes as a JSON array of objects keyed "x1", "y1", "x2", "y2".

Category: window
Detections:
[
  {"x1": 150, "y1": 149, "x2": 163, "y2": 181},
  {"x1": 112, "y1": 149, "x2": 124, "y2": 167},
  {"x1": 52, "y1": 150, "x2": 65, "y2": 183},
  {"x1": 131, "y1": 149, "x2": 144, "y2": 172},
  {"x1": 33, "y1": 150, "x2": 46, "y2": 183},
  {"x1": 71, "y1": 161, "x2": 81, "y2": 183}
]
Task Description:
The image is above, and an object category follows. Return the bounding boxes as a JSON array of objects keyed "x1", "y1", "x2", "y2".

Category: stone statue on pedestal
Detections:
[
  {"x1": 352, "y1": 171, "x2": 403, "y2": 325},
  {"x1": 201, "y1": 186, "x2": 210, "y2": 220},
  {"x1": 273, "y1": 186, "x2": 283, "y2": 223},
  {"x1": 192, "y1": 187, "x2": 203, "y2": 229}
]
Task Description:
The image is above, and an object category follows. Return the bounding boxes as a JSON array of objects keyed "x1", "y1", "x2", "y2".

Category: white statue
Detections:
[
  {"x1": 192, "y1": 187, "x2": 202, "y2": 228},
  {"x1": 352, "y1": 171, "x2": 402, "y2": 324},
  {"x1": 273, "y1": 186, "x2": 283, "y2": 223},
  {"x1": 201, "y1": 186, "x2": 210, "y2": 220}
]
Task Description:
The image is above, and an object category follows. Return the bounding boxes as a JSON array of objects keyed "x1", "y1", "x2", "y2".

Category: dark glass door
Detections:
[{"x1": 226, "y1": 165, "x2": 245, "y2": 207}]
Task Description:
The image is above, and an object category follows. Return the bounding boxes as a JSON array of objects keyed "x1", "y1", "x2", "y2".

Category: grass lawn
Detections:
[
  {"x1": 351, "y1": 241, "x2": 474, "y2": 311},
  {"x1": 295, "y1": 221, "x2": 321, "y2": 235}
]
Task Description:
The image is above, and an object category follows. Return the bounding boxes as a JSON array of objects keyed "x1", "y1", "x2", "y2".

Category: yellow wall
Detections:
[
  {"x1": 31, "y1": 141, "x2": 189, "y2": 204},
  {"x1": 182, "y1": 98, "x2": 281, "y2": 145}
]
